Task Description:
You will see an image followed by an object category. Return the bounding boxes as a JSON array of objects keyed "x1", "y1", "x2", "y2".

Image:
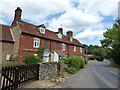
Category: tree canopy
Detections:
[{"x1": 100, "y1": 19, "x2": 120, "y2": 64}]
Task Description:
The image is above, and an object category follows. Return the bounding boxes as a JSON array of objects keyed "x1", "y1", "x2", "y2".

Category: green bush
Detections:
[
  {"x1": 67, "y1": 56, "x2": 84, "y2": 69},
  {"x1": 59, "y1": 58, "x2": 69, "y2": 64},
  {"x1": 9, "y1": 55, "x2": 18, "y2": 61},
  {"x1": 64, "y1": 67, "x2": 78, "y2": 74},
  {"x1": 60, "y1": 56, "x2": 84, "y2": 74},
  {"x1": 24, "y1": 55, "x2": 43, "y2": 65},
  {"x1": 88, "y1": 55, "x2": 102, "y2": 61}
]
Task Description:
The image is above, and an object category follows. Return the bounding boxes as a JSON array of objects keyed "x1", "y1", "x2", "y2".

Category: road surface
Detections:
[{"x1": 62, "y1": 61, "x2": 119, "y2": 88}]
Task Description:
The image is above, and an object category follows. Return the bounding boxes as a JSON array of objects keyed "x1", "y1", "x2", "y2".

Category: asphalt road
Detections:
[{"x1": 62, "y1": 61, "x2": 119, "y2": 88}]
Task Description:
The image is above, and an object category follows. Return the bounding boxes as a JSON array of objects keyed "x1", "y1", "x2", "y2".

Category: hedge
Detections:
[{"x1": 60, "y1": 56, "x2": 84, "y2": 74}]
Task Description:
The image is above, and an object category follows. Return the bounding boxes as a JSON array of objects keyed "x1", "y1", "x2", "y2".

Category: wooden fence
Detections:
[{"x1": 1, "y1": 64, "x2": 39, "y2": 90}]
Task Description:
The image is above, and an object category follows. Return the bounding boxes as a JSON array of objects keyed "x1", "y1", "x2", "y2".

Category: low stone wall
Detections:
[{"x1": 38, "y1": 62, "x2": 58, "y2": 80}]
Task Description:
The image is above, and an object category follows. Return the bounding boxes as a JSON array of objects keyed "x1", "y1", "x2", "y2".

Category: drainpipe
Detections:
[{"x1": 50, "y1": 40, "x2": 52, "y2": 61}]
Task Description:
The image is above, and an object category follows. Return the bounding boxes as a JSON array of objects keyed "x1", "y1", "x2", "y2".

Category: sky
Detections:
[{"x1": 0, "y1": 0, "x2": 119, "y2": 46}]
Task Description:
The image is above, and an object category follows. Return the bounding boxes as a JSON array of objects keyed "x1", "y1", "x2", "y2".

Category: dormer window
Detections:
[
  {"x1": 38, "y1": 27, "x2": 45, "y2": 34},
  {"x1": 57, "y1": 33, "x2": 62, "y2": 39}
]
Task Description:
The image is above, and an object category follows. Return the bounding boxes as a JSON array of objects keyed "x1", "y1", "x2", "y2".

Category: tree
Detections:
[
  {"x1": 87, "y1": 45, "x2": 112, "y2": 61},
  {"x1": 38, "y1": 47, "x2": 45, "y2": 59},
  {"x1": 100, "y1": 19, "x2": 120, "y2": 64}
]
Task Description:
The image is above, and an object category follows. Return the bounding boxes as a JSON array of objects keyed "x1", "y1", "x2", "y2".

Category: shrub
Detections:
[
  {"x1": 60, "y1": 56, "x2": 85, "y2": 74},
  {"x1": 67, "y1": 56, "x2": 84, "y2": 69},
  {"x1": 59, "y1": 58, "x2": 69, "y2": 64},
  {"x1": 9, "y1": 55, "x2": 18, "y2": 61},
  {"x1": 64, "y1": 67, "x2": 78, "y2": 74},
  {"x1": 24, "y1": 55, "x2": 43, "y2": 65},
  {"x1": 94, "y1": 56, "x2": 102, "y2": 61},
  {"x1": 88, "y1": 55, "x2": 102, "y2": 61}
]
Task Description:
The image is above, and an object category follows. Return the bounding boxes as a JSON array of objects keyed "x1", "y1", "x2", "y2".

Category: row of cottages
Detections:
[{"x1": 0, "y1": 7, "x2": 85, "y2": 64}]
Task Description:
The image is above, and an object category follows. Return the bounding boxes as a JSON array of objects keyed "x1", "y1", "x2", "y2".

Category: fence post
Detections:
[
  {"x1": 36, "y1": 64, "x2": 39, "y2": 80},
  {"x1": 0, "y1": 68, "x2": 2, "y2": 88},
  {"x1": 14, "y1": 66, "x2": 19, "y2": 89}
]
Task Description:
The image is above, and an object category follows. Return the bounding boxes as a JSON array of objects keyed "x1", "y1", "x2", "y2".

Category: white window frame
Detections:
[
  {"x1": 80, "y1": 47, "x2": 82, "y2": 53},
  {"x1": 38, "y1": 27, "x2": 45, "y2": 34},
  {"x1": 33, "y1": 38, "x2": 40, "y2": 48},
  {"x1": 57, "y1": 33, "x2": 62, "y2": 39},
  {"x1": 74, "y1": 46, "x2": 76, "y2": 52},
  {"x1": 62, "y1": 43, "x2": 65, "y2": 51}
]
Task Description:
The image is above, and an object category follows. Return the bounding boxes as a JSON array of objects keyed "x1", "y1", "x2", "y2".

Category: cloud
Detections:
[
  {"x1": 0, "y1": 0, "x2": 119, "y2": 45},
  {"x1": 0, "y1": 0, "x2": 71, "y2": 24},
  {"x1": 74, "y1": 29, "x2": 107, "y2": 45},
  {"x1": 74, "y1": 29, "x2": 106, "y2": 42},
  {"x1": 48, "y1": 8, "x2": 103, "y2": 32},
  {"x1": 77, "y1": 0, "x2": 119, "y2": 16}
]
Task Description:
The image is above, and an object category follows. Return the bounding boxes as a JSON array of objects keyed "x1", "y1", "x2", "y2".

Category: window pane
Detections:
[{"x1": 34, "y1": 38, "x2": 40, "y2": 48}]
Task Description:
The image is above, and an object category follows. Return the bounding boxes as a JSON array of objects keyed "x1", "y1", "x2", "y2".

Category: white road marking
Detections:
[{"x1": 108, "y1": 70, "x2": 118, "y2": 75}]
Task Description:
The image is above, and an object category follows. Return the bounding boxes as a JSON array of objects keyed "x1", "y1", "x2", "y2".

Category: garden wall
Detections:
[{"x1": 38, "y1": 62, "x2": 58, "y2": 80}]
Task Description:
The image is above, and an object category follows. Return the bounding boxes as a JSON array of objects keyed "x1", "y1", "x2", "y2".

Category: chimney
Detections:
[
  {"x1": 58, "y1": 28, "x2": 63, "y2": 34},
  {"x1": 67, "y1": 30, "x2": 73, "y2": 37},
  {"x1": 14, "y1": 7, "x2": 22, "y2": 21}
]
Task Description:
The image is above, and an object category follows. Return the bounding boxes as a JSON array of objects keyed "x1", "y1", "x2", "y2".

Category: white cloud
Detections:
[
  {"x1": 75, "y1": 29, "x2": 106, "y2": 42},
  {"x1": 0, "y1": 0, "x2": 118, "y2": 45},
  {"x1": 48, "y1": 8, "x2": 103, "y2": 32},
  {"x1": 77, "y1": 0, "x2": 119, "y2": 16},
  {"x1": 0, "y1": 0, "x2": 71, "y2": 24},
  {"x1": 74, "y1": 29, "x2": 107, "y2": 45}
]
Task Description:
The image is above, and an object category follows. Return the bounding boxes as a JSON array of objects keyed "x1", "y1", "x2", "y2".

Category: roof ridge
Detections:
[
  {"x1": 19, "y1": 20, "x2": 58, "y2": 34},
  {"x1": 0, "y1": 24, "x2": 10, "y2": 27},
  {"x1": 19, "y1": 20, "x2": 36, "y2": 27}
]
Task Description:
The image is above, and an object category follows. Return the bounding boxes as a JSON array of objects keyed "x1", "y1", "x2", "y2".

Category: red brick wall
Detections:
[
  {"x1": 67, "y1": 45, "x2": 85, "y2": 57},
  {"x1": 18, "y1": 34, "x2": 34, "y2": 62},
  {"x1": 18, "y1": 34, "x2": 85, "y2": 62}
]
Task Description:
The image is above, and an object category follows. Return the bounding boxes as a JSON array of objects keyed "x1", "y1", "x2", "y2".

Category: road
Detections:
[{"x1": 62, "y1": 61, "x2": 119, "y2": 88}]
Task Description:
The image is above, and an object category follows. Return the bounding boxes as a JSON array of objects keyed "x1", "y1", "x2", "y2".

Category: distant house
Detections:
[{"x1": 0, "y1": 7, "x2": 85, "y2": 64}]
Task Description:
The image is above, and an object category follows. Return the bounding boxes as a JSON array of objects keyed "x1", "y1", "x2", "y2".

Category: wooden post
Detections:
[
  {"x1": 36, "y1": 64, "x2": 39, "y2": 80},
  {"x1": 14, "y1": 66, "x2": 19, "y2": 89}
]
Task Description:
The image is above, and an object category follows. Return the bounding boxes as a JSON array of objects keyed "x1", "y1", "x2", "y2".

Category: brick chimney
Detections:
[
  {"x1": 58, "y1": 28, "x2": 63, "y2": 34},
  {"x1": 67, "y1": 31, "x2": 73, "y2": 37},
  {"x1": 14, "y1": 7, "x2": 22, "y2": 21}
]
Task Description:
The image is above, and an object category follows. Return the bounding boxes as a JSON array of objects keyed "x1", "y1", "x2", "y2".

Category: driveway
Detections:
[{"x1": 61, "y1": 61, "x2": 119, "y2": 88}]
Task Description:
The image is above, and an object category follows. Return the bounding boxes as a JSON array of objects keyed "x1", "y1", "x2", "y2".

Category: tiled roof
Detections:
[
  {"x1": 17, "y1": 20, "x2": 62, "y2": 41},
  {"x1": 0, "y1": 24, "x2": 14, "y2": 42},
  {"x1": 54, "y1": 50, "x2": 67, "y2": 56},
  {"x1": 16, "y1": 20, "x2": 83, "y2": 47}
]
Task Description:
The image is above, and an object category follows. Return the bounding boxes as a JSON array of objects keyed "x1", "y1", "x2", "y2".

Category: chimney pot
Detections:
[
  {"x1": 58, "y1": 28, "x2": 63, "y2": 34},
  {"x1": 67, "y1": 31, "x2": 73, "y2": 37}
]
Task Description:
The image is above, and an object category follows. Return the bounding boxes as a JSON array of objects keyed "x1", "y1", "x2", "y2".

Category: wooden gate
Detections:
[{"x1": 1, "y1": 64, "x2": 39, "y2": 90}]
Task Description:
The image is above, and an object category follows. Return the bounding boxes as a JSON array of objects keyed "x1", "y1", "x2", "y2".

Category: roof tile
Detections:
[{"x1": 0, "y1": 24, "x2": 14, "y2": 42}]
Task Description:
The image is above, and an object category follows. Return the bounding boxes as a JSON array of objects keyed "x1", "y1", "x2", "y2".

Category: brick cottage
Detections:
[{"x1": 0, "y1": 7, "x2": 85, "y2": 64}]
